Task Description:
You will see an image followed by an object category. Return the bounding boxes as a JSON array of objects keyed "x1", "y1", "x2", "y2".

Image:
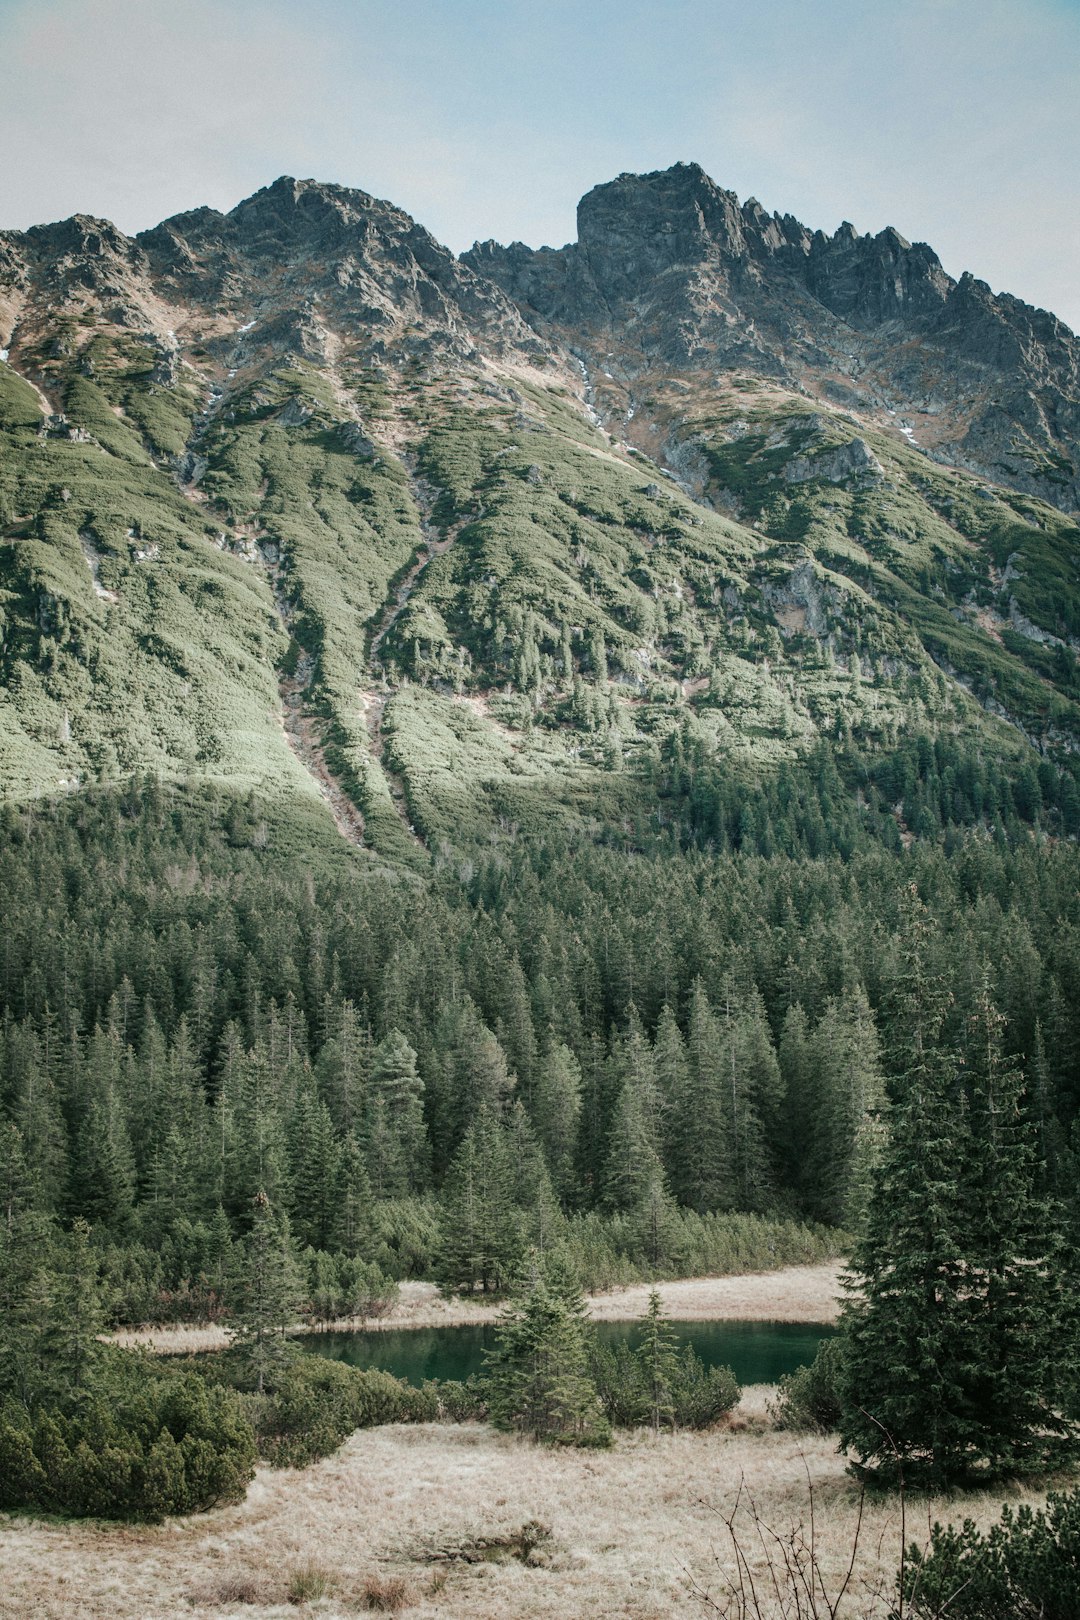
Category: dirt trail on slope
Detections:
[{"x1": 279, "y1": 650, "x2": 367, "y2": 846}]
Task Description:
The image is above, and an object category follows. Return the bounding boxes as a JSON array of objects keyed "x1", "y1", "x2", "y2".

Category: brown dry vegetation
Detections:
[
  {"x1": 0, "y1": 1399, "x2": 1052, "y2": 1620},
  {"x1": 108, "y1": 1264, "x2": 843, "y2": 1355}
]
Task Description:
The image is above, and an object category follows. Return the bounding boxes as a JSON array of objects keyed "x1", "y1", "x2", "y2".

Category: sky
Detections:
[{"x1": 1, "y1": 0, "x2": 1077, "y2": 330}]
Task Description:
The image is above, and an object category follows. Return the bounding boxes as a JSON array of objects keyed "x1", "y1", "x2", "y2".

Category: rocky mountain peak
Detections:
[{"x1": 465, "y1": 160, "x2": 1079, "y2": 511}]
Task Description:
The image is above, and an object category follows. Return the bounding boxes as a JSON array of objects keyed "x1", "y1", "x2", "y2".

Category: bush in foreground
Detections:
[
  {"x1": 0, "y1": 1370, "x2": 255, "y2": 1522},
  {"x1": 770, "y1": 1335, "x2": 845, "y2": 1433},
  {"x1": 901, "y1": 1489, "x2": 1080, "y2": 1618}
]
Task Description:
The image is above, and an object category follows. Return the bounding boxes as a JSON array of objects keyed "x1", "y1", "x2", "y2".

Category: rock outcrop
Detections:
[{"x1": 466, "y1": 162, "x2": 1080, "y2": 512}]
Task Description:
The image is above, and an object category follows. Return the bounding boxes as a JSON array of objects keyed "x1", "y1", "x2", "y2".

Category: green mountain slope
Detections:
[{"x1": 2, "y1": 176, "x2": 1079, "y2": 861}]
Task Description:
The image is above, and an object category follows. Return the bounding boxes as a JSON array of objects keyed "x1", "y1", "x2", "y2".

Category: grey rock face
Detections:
[
  {"x1": 466, "y1": 162, "x2": 1080, "y2": 513},
  {"x1": 0, "y1": 176, "x2": 557, "y2": 398},
  {"x1": 785, "y1": 437, "x2": 885, "y2": 486},
  {"x1": 763, "y1": 558, "x2": 839, "y2": 639}
]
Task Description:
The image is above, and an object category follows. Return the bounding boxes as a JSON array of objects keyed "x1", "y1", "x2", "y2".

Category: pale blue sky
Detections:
[{"x1": 1, "y1": 0, "x2": 1077, "y2": 329}]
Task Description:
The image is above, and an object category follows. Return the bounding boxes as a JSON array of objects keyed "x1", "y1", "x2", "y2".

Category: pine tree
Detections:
[
  {"x1": 504, "y1": 1102, "x2": 561, "y2": 1256},
  {"x1": 69, "y1": 1080, "x2": 135, "y2": 1232},
  {"x1": 47, "y1": 1217, "x2": 104, "y2": 1398},
  {"x1": 653, "y1": 1003, "x2": 687, "y2": 1169},
  {"x1": 365, "y1": 1030, "x2": 429, "y2": 1198},
  {"x1": 286, "y1": 1084, "x2": 341, "y2": 1250},
  {"x1": 486, "y1": 1269, "x2": 608, "y2": 1446},
  {"x1": 532, "y1": 1040, "x2": 582, "y2": 1202},
  {"x1": 0, "y1": 1206, "x2": 58, "y2": 1405},
  {"x1": 636, "y1": 1289, "x2": 680, "y2": 1435},
  {"x1": 436, "y1": 1107, "x2": 520, "y2": 1294},
  {"x1": 839, "y1": 891, "x2": 970, "y2": 1485},
  {"x1": 230, "y1": 1191, "x2": 300, "y2": 1394},
  {"x1": 723, "y1": 986, "x2": 782, "y2": 1212},
  {"x1": 838, "y1": 895, "x2": 1077, "y2": 1485},
  {"x1": 603, "y1": 1012, "x2": 665, "y2": 1213},
  {"x1": 951, "y1": 979, "x2": 1079, "y2": 1477},
  {"x1": 313, "y1": 999, "x2": 369, "y2": 1136},
  {"x1": 335, "y1": 1130, "x2": 371, "y2": 1257},
  {"x1": 671, "y1": 980, "x2": 731, "y2": 1211}
]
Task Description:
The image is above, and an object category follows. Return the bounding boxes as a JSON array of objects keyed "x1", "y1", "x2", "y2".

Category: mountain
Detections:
[
  {"x1": 1, "y1": 165, "x2": 1079, "y2": 861},
  {"x1": 467, "y1": 161, "x2": 1080, "y2": 513},
  {"x1": 3, "y1": 168, "x2": 1080, "y2": 1540}
]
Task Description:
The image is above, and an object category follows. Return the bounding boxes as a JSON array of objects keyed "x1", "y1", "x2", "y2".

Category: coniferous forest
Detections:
[
  {"x1": 2, "y1": 764, "x2": 1079, "y2": 1522},
  {"x1": 2, "y1": 145, "x2": 1080, "y2": 1614}
]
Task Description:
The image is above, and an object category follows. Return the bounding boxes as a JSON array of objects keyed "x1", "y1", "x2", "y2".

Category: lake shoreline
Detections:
[{"x1": 109, "y1": 1261, "x2": 843, "y2": 1356}]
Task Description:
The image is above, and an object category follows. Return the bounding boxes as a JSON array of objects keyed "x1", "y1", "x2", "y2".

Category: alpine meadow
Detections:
[{"x1": 1, "y1": 148, "x2": 1080, "y2": 1620}]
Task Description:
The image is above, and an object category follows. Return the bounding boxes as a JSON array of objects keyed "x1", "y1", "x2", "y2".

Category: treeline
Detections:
[
  {"x1": 655, "y1": 729, "x2": 1080, "y2": 856},
  {"x1": 1, "y1": 774, "x2": 1078, "y2": 1321}
]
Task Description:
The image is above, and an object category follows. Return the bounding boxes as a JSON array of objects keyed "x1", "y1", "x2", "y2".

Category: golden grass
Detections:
[
  {"x1": 585, "y1": 1265, "x2": 843, "y2": 1326},
  {"x1": 108, "y1": 1264, "x2": 843, "y2": 1355},
  {"x1": 0, "y1": 1395, "x2": 1056, "y2": 1620}
]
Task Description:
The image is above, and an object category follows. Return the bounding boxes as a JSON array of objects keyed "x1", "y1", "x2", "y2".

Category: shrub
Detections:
[
  {"x1": 902, "y1": 1489, "x2": 1080, "y2": 1618},
  {"x1": 0, "y1": 1372, "x2": 255, "y2": 1522},
  {"x1": 591, "y1": 1339, "x2": 648, "y2": 1427},
  {"x1": 770, "y1": 1336, "x2": 845, "y2": 1432},
  {"x1": 590, "y1": 1340, "x2": 740, "y2": 1430},
  {"x1": 425, "y1": 1377, "x2": 488, "y2": 1422},
  {"x1": 671, "y1": 1348, "x2": 741, "y2": 1430},
  {"x1": 243, "y1": 1356, "x2": 436, "y2": 1467}
]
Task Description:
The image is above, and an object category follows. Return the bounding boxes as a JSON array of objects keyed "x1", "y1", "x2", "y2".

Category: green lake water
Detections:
[{"x1": 298, "y1": 1318, "x2": 834, "y2": 1387}]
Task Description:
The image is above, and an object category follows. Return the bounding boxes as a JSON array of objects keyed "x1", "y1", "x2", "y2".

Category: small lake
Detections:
[{"x1": 299, "y1": 1318, "x2": 834, "y2": 1387}]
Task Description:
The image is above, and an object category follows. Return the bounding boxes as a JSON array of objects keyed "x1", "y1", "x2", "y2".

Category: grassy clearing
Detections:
[{"x1": 0, "y1": 1409, "x2": 1060, "y2": 1619}]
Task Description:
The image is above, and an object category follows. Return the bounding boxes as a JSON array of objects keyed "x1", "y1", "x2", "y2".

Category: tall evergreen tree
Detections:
[
  {"x1": 838, "y1": 895, "x2": 1077, "y2": 1484},
  {"x1": 436, "y1": 1106, "x2": 520, "y2": 1294},
  {"x1": 671, "y1": 980, "x2": 731, "y2": 1211},
  {"x1": 532, "y1": 1040, "x2": 582, "y2": 1203},
  {"x1": 230, "y1": 1191, "x2": 300, "y2": 1394},
  {"x1": 950, "y1": 979, "x2": 1079, "y2": 1476},
  {"x1": 47, "y1": 1217, "x2": 104, "y2": 1399},
  {"x1": 486, "y1": 1269, "x2": 608, "y2": 1446},
  {"x1": 287, "y1": 1083, "x2": 341, "y2": 1251},
  {"x1": 365, "y1": 1028, "x2": 429, "y2": 1197},
  {"x1": 636, "y1": 1289, "x2": 680, "y2": 1435}
]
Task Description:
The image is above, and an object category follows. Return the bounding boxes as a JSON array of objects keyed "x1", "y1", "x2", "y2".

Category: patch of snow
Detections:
[
  {"x1": 0, "y1": 349, "x2": 8, "y2": 363},
  {"x1": 227, "y1": 369, "x2": 237, "y2": 378},
  {"x1": 899, "y1": 424, "x2": 919, "y2": 445},
  {"x1": 626, "y1": 406, "x2": 635, "y2": 420},
  {"x1": 238, "y1": 320, "x2": 256, "y2": 333}
]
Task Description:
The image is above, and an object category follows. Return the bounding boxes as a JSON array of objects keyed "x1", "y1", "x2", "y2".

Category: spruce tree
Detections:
[
  {"x1": 47, "y1": 1217, "x2": 104, "y2": 1398},
  {"x1": 671, "y1": 980, "x2": 731, "y2": 1211},
  {"x1": 287, "y1": 1085, "x2": 341, "y2": 1250},
  {"x1": 636, "y1": 1289, "x2": 679, "y2": 1435},
  {"x1": 839, "y1": 895, "x2": 1078, "y2": 1485},
  {"x1": 486, "y1": 1269, "x2": 608, "y2": 1446},
  {"x1": 532, "y1": 1040, "x2": 582, "y2": 1202},
  {"x1": 365, "y1": 1030, "x2": 429, "y2": 1197},
  {"x1": 436, "y1": 1106, "x2": 520, "y2": 1294},
  {"x1": 951, "y1": 979, "x2": 1079, "y2": 1477},
  {"x1": 839, "y1": 891, "x2": 972, "y2": 1485},
  {"x1": 230, "y1": 1191, "x2": 300, "y2": 1393}
]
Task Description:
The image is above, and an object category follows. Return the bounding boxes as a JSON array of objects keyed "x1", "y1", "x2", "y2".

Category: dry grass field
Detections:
[
  {"x1": 19, "y1": 1264, "x2": 1051, "y2": 1617},
  {"x1": 109, "y1": 1264, "x2": 844, "y2": 1355},
  {"x1": 0, "y1": 1393, "x2": 1051, "y2": 1620}
]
